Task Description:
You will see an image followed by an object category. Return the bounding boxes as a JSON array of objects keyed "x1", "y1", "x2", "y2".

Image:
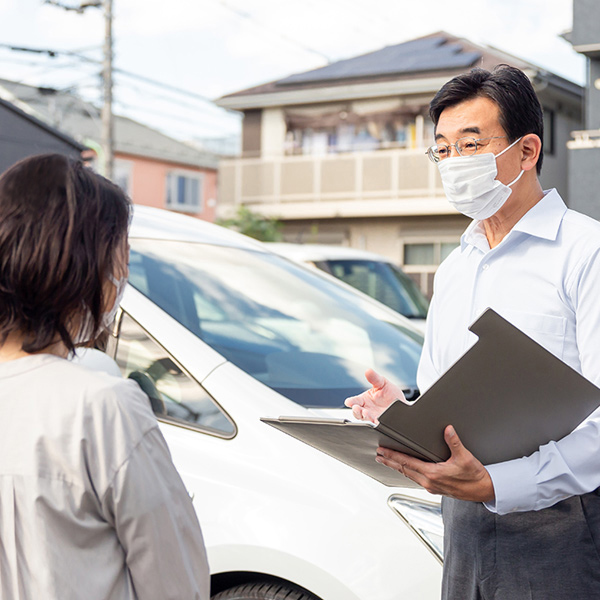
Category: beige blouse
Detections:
[{"x1": 0, "y1": 354, "x2": 209, "y2": 599}]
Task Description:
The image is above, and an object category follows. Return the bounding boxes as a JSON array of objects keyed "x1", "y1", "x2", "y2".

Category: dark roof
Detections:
[
  {"x1": 0, "y1": 79, "x2": 218, "y2": 170},
  {"x1": 217, "y1": 31, "x2": 582, "y2": 105},
  {"x1": 0, "y1": 95, "x2": 86, "y2": 151},
  {"x1": 277, "y1": 35, "x2": 481, "y2": 86}
]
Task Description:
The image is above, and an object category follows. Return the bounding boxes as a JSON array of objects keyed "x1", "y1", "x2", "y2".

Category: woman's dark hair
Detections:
[
  {"x1": 0, "y1": 153, "x2": 131, "y2": 353},
  {"x1": 429, "y1": 65, "x2": 545, "y2": 174}
]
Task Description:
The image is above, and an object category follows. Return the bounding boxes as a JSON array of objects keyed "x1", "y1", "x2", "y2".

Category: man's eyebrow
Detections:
[{"x1": 435, "y1": 126, "x2": 482, "y2": 142}]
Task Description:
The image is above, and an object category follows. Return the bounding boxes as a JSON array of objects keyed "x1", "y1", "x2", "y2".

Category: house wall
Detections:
[
  {"x1": 0, "y1": 103, "x2": 81, "y2": 173},
  {"x1": 242, "y1": 110, "x2": 262, "y2": 157},
  {"x1": 117, "y1": 153, "x2": 218, "y2": 222},
  {"x1": 538, "y1": 102, "x2": 582, "y2": 199},
  {"x1": 571, "y1": 0, "x2": 600, "y2": 48},
  {"x1": 587, "y1": 59, "x2": 600, "y2": 128},
  {"x1": 261, "y1": 108, "x2": 286, "y2": 157},
  {"x1": 568, "y1": 146, "x2": 600, "y2": 220}
]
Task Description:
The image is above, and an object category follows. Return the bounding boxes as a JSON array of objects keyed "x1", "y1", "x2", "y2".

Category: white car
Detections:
[
  {"x1": 104, "y1": 206, "x2": 443, "y2": 600},
  {"x1": 267, "y1": 243, "x2": 429, "y2": 332}
]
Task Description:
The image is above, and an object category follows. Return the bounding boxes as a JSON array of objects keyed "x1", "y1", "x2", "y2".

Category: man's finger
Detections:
[
  {"x1": 351, "y1": 405, "x2": 363, "y2": 420},
  {"x1": 344, "y1": 394, "x2": 363, "y2": 408},
  {"x1": 377, "y1": 448, "x2": 421, "y2": 473},
  {"x1": 445, "y1": 425, "x2": 466, "y2": 456},
  {"x1": 364, "y1": 368, "x2": 386, "y2": 389}
]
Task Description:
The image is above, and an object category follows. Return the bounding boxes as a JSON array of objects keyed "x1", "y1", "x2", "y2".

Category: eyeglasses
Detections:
[{"x1": 426, "y1": 136, "x2": 507, "y2": 163}]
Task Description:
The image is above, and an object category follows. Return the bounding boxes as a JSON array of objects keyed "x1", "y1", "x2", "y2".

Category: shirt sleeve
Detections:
[
  {"x1": 101, "y1": 427, "x2": 210, "y2": 600},
  {"x1": 416, "y1": 282, "x2": 442, "y2": 394},
  {"x1": 484, "y1": 247, "x2": 600, "y2": 515}
]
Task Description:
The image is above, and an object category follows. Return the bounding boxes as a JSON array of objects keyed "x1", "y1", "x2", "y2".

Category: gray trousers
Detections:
[{"x1": 441, "y1": 490, "x2": 600, "y2": 600}]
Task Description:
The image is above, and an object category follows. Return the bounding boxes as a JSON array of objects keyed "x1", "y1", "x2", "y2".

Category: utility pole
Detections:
[
  {"x1": 44, "y1": 0, "x2": 113, "y2": 179},
  {"x1": 101, "y1": 0, "x2": 114, "y2": 180}
]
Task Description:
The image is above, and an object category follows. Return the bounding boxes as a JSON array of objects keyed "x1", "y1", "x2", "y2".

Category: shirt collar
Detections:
[{"x1": 460, "y1": 189, "x2": 567, "y2": 252}]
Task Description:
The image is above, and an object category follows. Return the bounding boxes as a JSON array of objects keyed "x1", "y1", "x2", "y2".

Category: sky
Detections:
[{"x1": 0, "y1": 0, "x2": 586, "y2": 147}]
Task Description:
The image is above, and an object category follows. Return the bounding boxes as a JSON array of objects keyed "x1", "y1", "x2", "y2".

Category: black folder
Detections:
[{"x1": 262, "y1": 309, "x2": 600, "y2": 487}]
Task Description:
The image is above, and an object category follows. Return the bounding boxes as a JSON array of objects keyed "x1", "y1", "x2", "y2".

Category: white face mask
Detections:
[
  {"x1": 437, "y1": 137, "x2": 524, "y2": 220},
  {"x1": 102, "y1": 273, "x2": 127, "y2": 330},
  {"x1": 74, "y1": 273, "x2": 127, "y2": 345}
]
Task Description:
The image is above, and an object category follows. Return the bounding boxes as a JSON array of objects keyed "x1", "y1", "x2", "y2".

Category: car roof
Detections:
[
  {"x1": 130, "y1": 205, "x2": 268, "y2": 252},
  {"x1": 267, "y1": 242, "x2": 395, "y2": 264}
]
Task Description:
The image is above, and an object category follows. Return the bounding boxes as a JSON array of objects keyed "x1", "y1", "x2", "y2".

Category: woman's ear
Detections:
[{"x1": 520, "y1": 133, "x2": 542, "y2": 172}]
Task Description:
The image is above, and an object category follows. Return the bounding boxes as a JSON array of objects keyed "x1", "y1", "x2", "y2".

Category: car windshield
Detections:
[
  {"x1": 315, "y1": 259, "x2": 429, "y2": 319},
  {"x1": 129, "y1": 239, "x2": 423, "y2": 408}
]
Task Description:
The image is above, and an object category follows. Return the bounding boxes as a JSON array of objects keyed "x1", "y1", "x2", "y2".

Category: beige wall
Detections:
[{"x1": 261, "y1": 108, "x2": 286, "y2": 157}]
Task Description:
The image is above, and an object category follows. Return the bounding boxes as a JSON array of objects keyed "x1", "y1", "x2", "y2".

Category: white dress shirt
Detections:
[
  {"x1": 0, "y1": 353, "x2": 209, "y2": 599},
  {"x1": 417, "y1": 189, "x2": 600, "y2": 516}
]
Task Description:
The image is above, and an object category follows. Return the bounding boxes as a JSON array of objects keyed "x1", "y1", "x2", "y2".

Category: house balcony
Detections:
[{"x1": 218, "y1": 148, "x2": 453, "y2": 221}]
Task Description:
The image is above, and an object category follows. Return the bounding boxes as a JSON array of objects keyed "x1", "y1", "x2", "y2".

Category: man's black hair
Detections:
[{"x1": 429, "y1": 65, "x2": 544, "y2": 174}]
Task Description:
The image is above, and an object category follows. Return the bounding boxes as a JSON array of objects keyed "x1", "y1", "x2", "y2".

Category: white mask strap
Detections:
[
  {"x1": 508, "y1": 169, "x2": 525, "y2": 187},
  {"x1": 495, "y1": 136, "x2": 523, "y2": 158}
]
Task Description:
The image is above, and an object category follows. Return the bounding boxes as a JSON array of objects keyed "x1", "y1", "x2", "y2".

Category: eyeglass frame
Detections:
[{"x1": 425, "y1": 136, "x2": 507, "y2": 164}]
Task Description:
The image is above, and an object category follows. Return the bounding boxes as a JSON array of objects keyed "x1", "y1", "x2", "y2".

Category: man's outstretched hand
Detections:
[
  {"x1": 376, "y1": 425, "x2": 495, "y2": 502},
  {"x1": 344, "y1": 368, "x2": 408, "y2": 424}
]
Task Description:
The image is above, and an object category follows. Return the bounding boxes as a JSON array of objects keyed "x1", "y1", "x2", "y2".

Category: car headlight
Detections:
[{"x1": 388, "y1": 494, "x2": 444, "y2": 563}]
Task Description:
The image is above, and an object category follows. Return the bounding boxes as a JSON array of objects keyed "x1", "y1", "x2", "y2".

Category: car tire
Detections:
[{"x1": 212, "y1": 581, "x2": 320, "y2": 600}]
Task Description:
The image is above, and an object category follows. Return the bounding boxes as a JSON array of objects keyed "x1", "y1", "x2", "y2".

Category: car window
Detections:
[
  {"x1": 316, "y1": 259, "x2": 429, "y2": 319},
  {"x1": 128, "y1": 239, "x2": 423, "y2": 408},
  {"x1": 115, "y1": 311, "x2": 235, "y2": 437}
]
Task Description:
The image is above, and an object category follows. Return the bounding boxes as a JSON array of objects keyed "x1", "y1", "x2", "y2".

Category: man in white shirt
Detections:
[{"x1": 346, "y1": 65, "x2": 600, "y2": 598}]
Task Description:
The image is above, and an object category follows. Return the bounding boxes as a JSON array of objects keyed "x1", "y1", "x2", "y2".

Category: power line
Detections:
[
  {"x1": 213, "y1": 0, "x2": 332, "y2": 64},
  {"x1": 0, "y1": 43, "x2": 222, "y2": 108}
]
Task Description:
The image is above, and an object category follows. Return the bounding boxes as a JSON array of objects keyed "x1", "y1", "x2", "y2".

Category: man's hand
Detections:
[
  {"x1": 376, "y1": 425, "x2": 495, "y2": 503},
  {"x1": 344, "y1": 368, "x2": 408, "y2": 424}
]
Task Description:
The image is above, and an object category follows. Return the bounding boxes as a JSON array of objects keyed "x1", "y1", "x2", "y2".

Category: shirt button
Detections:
[{"x1": 482, "y1": 264, "x2": 490, "y2": 271}]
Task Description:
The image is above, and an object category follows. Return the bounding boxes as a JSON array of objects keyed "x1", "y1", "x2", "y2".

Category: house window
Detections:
[{"x1": 166, "y1": 170, "x2": 203, "y2": 213}]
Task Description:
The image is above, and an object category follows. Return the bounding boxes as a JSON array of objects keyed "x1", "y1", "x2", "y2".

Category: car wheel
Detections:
[{"x1": 212, "y1": 581, "x2": 320, "y2": 600}]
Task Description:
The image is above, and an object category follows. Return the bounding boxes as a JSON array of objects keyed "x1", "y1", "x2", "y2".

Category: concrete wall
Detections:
[
  {"x1": 539, "y1": 109, "x2": 582, "y2": 199},
  {"x1": 0, "y1": 102, "x2": 81, "y2": 173},
  {"x1": 571, "y1": 0, "x2": 600, "y2": 47},
  {"x1": 567, "y1": 146, "x2": 600, "y2": 220},
  {"x1": 587, "y1": 59, "x2": 600, "y2": 129}
]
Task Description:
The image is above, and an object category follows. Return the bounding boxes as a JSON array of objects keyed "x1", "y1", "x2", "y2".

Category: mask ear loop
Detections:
[
  {"x1": 495, "y1": 136, "x2": 524, "y2": 188},
  {"x1": 507, "y1": 169, "x2": 525, "y2": 187},
  {"x1": 494, "y1": 136, "x2": 523, "y2": 158}
]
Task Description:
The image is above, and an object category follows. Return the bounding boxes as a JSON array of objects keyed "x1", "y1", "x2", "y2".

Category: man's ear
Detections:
[{"x1": 520, "y1": 133, "x2": 542, "y2": 172}]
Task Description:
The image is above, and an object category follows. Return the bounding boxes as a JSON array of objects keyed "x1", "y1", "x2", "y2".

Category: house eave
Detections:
[{"x1": 215, "y1": 76, "x2": 455, "y2": 111}]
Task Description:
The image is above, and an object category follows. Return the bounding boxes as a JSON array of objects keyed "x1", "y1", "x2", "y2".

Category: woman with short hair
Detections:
[{"x1": 0, "y1": 154, "x2": 209, "y2": 599}]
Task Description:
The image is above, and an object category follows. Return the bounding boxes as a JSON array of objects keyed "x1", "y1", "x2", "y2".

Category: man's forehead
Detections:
[{"x1": 435, "y1": 97, "x2": 502, "y2": 139}]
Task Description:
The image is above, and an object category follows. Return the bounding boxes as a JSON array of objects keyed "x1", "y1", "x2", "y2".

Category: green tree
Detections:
[{"x1": 217, "y1": 205, "x2": 283, "y2": 242}]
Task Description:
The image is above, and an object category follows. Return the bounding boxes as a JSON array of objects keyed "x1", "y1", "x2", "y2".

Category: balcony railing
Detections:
[{"x1": 218, "y1": 149, "x2": 446, "y2": 214}]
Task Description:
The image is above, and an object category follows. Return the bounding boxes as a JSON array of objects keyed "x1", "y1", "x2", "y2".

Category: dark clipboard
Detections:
[{"x1": 262, "y1": 309, "x2": 600, "y2": 487}]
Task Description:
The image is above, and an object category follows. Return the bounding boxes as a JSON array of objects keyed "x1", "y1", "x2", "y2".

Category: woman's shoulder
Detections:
[{"x1": 57, "y1": 356, "x2": 158, "y2": 436}]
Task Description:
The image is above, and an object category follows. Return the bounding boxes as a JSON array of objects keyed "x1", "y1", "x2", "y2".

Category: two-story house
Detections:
[
  {"x1": 216, "y1": 32, "x2": 583, "y2": 296},
  {"x1": 0, "y1": 78, "x2": 219, "y2": 222}
]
